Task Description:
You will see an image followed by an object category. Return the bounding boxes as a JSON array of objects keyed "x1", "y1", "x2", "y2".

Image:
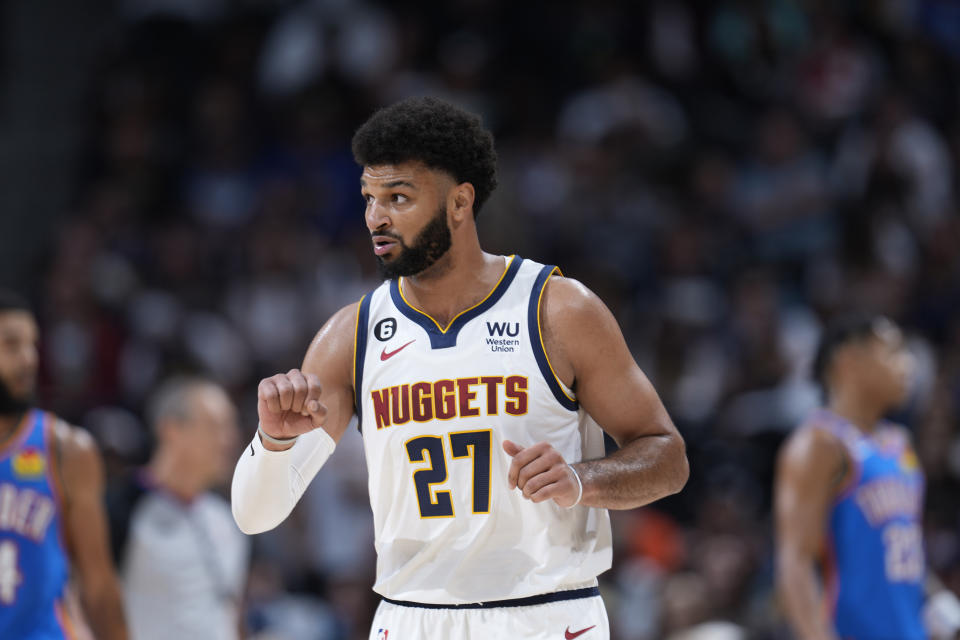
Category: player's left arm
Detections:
[
  {"x1": 54, "y1": 423, "x2": 129, "y2": 640},
  {"x1": 505, "y1": 276, "x2": 688, "y2": 509}
]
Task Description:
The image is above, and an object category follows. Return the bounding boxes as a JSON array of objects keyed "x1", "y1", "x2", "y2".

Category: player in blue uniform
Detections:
[
  {"x1": 0, "y1": 290, "x2": 128, "y2": 639},
  {"x1": 775, "y1": 315, "x2": 948, "y2": 640}
]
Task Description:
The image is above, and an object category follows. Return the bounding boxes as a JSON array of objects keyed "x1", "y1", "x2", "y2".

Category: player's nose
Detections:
[{"x1": 365, "y1": 200, "x2": 390, "y2": 232}]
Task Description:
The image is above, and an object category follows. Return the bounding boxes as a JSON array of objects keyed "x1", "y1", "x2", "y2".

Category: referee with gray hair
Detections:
[{"x1": 112, "y1": 377, "x2": 249, "y2": 640}]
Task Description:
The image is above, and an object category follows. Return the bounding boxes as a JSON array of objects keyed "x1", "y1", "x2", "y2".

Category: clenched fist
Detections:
[
  {"x1": 503, "y1": 440, "x2": 582, "y2": 508},
  {"x1": 258, "y1": 369, "x2": 327, "y2": 448}
]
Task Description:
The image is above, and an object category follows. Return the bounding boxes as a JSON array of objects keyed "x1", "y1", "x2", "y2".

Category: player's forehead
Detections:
[
  {"x1": 0, "y1": 311, "x2": 37, "y2": 342},
  {"x1": 360, "y1": 162, "x2": 447, "y2": 190}
]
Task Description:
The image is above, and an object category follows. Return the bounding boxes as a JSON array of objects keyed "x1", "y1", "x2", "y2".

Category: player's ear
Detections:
[
  {"x1": 449, "y1": 182, "x2": 475, "y2": 225},
  {"x1": 830, "y1": 343, "x2": 859, "y2": 383}
]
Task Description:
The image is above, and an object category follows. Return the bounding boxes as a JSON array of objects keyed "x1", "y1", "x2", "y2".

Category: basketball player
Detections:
[
  {"x1": 0, "y1": 290, "x2": 128, "y2": 639},
  {"x1": 231, "y1": 97, "x2": 689, "y2": 639},
  {"x1": 112, "y1": 377, "x2": 248, "y2": 640},
  {"x1": 775, "y1": 315, "x2": 959, "y2": 640}
]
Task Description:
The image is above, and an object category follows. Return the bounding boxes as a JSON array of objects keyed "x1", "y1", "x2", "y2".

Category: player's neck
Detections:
[
  {"x1": 828, "y1": 389, "x2": 884, "y2": 434},
  {"x1": 148, "y1": 451, "x2": 204, "y2": 503},
  {"x1": 401, "y1": 245, "x2": 505, "y2": 327},
  {"x1": 0, "y1": 411, "x2": 26, "y2": 443}
]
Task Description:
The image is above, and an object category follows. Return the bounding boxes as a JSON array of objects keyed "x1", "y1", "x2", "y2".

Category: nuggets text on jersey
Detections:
[{"x1": 371, "y1": 376, "x2": 528, "y2": 429}]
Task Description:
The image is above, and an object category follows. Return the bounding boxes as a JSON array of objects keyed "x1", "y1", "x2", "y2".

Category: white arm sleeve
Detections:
[{"x1": 230, "y1": 426, "x2": 336, "y2": 535}]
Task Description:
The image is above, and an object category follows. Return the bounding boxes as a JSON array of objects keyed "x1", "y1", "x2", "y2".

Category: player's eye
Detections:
[{"x1": 392, "y1": 193, "x2": 408, "y2": 204}]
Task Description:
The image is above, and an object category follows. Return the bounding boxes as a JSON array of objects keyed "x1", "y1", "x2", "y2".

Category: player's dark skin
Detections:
[
  {"x1": 775, "y1": 324, "x2": 910, "y2": 640},
  {"x1": 255, "y1": 161, "x2": 689, "y2": 511},
  {"x1": 0, "y1": 309, "x2": 129, "y2": 640}
]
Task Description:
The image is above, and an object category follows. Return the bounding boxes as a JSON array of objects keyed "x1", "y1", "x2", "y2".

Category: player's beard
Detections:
[
  {"x1": 375, "y1": 204, "x2": 452, "y2": 280},
  {"x1": 0, "y1": 375, "x2": 32, "y2": 416}
]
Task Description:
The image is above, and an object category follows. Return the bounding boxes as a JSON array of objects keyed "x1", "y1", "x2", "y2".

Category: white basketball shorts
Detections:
[{"x1": 368, "y1": 586, "x2": 609, "y2": 640}]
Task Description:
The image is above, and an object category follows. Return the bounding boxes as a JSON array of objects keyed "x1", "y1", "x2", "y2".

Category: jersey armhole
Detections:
[
  {"x1": 353, "y1": 294, "x2": 372, "y2": 428},
  {"x1": 42, "y1": 414, "x2": 72, "y2": 555},
  {"x1": 43, "y1": 415, "x2": 67, "y2": 511},
  {"x1": 810, "y1": 423, "x2": 860, "y2": 501},
  {"x1": 833, "y1": 444, "x2": 853, "y2": 494},
  {"x1": 528, "y1": 265, "x2": 578, "y2": 411}
]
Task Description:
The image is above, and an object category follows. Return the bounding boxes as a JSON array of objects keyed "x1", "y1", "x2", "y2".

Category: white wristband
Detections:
[
  {"x1": 258, "y1": 423, "x2": 299, "y2": 447},
  {"x1": 566, "y1": 464, "x2": 583, "y2": 508}
]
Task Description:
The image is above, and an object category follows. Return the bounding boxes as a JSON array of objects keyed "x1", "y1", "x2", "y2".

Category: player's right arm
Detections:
[
  {"x1": 231, "y1": 302, "x2": 358, "y2": 534},
  {"x1": 774, "y1": 426, "x2": 845, "y2": 640},
  {"x1": 55, "y1": 423, "x2": 129, "y2": 640}
]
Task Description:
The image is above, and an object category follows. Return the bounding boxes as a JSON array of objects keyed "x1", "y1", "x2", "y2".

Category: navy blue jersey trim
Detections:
[
  {"x1": 528, "y1": 265, "x2": 579, "y2": 411},
  {"x1": 354, "y1": 294, "x2": 372, "y2": 424},
  {"x1": 389, "y1": 256, "x2": 523, "y2": 349},
  {"x1": 381, "y1": 586, "x2": 600, "y2": 610}
]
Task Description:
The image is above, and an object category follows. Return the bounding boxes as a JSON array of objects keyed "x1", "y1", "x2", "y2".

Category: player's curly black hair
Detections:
[{"x1": 351, "y1": 96, "x2": 498, "y2": 218}]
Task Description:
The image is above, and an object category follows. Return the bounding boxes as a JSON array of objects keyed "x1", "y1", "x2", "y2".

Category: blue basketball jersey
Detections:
[
  {"x1": 0, "y1": 409, "x2": 73, "y2": 639},
  {"x1": 808, "y1": 409, "x2": 926, "y2": 640}
]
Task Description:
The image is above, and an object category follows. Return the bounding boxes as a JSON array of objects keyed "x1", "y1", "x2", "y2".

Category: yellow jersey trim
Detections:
[
  {"x1": 397, "y1": 255, "x2": 518, "y2": 334},
  {"x1": 537, "y1": 267, "x2": 577, "y2": 403}
]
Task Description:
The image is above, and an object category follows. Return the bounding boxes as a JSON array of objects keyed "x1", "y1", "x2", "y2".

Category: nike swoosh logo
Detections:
[
  {"x1": 380, "y1": 339, "x2": 416, "y2": 361},
  {"x1": 249, "y1": 444, "x2": 255, "y2": 456},
  {"x1": 565, "y1": 626, "x2": 596, "y2": 639}
]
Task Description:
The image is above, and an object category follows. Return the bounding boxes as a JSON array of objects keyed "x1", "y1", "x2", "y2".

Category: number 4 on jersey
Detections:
[
  {"x1": 405, "y1": 430, "x2": 492, "y2": 518},
  {"x1": 0, "y1": 541, "x2": 23, "y2": 605}
]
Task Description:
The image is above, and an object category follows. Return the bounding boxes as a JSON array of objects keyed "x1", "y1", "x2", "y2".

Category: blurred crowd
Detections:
[{"x1": 14, "y1": 0, "x2": 960, "y2": 638}]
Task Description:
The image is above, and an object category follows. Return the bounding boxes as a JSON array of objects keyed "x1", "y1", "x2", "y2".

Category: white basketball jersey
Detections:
[{"x1": 354, "y1": 255, "x2": 612, "y2": 604}]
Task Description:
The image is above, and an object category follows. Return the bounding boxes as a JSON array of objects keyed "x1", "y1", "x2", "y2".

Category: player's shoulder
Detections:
[
  {"x1": 541, "y1": 275, "x2": 607, "y2": 321},
  {"x1": 779, "y1": 418, "x2": 846, "y2": 473},
  {"x1": 304, "y1": 299, "x2": 366, "y2": 378},
  {"x1": 48, "y1": 417, "x2": 103, "y2": 475},
  {"x1": 49, "y1": 417, "x2": 98, "y2": 455},
  {"x1": 309, "y1": 300, "x2": 364, "y2": 343},
  {"x1": 543, "y1": 273, "x2": 592, "y2": 301},
  {"x1": 537, "y1": 274, "x2": 626, "y2": 381},
  {"x1": 539, "y1": 274, "x2": 622, "y2": 345},
  {"x1": 785, "y1": 420, "x2": 844, "y2": 450}
]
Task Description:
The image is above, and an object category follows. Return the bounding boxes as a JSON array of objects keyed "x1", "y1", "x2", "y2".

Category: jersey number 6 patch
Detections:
[{"x1": 405, "y1": 430, "x2": 492, "y2": 518}]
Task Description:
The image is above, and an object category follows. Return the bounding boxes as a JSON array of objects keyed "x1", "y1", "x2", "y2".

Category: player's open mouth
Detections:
[{"x1": 372, "y1": 236, "x2": 398, "y2": 256}]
